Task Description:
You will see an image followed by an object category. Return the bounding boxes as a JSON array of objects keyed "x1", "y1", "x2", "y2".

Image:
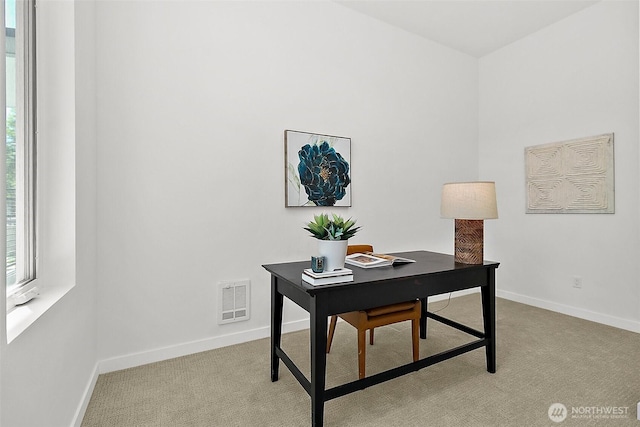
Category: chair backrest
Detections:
[{"x1": 347, "y1": 244, "x2": 373, "y2": 255}]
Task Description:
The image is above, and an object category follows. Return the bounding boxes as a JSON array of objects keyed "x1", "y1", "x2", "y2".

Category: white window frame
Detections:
[
  {"x1": 5, "y1": 0, "x2": 37, "y2": 311},
  {"x1": 5, "y1": 0, "x2": 77, "y2": 343}
]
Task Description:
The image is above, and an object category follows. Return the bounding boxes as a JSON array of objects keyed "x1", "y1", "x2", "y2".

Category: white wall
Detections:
[
  {"x1": 0, "y1": 1, "x2": 98, "y2": 426},
  {"x1": 479, "y1": 0, "x2": 640, "y2": 331},
  {"x1": 1, "y1": 1, "x2": 637, "y2": 425},
  {"x1": 95, "y1": 1, "x2": 479, "y2": 365}
]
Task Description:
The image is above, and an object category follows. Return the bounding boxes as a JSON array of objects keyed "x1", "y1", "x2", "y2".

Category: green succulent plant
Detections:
[{"x1": 304, "y1": 213, "x2": 360, "y2": 241}]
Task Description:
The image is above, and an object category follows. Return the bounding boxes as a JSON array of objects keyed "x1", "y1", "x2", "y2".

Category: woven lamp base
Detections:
[{"x1": 454, "y1": 219, "x2": 484, "y2": 264}]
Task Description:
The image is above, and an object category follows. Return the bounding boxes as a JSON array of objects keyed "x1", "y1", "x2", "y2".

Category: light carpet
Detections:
[{"x1": 82, "y1": 294, "x2": 640, "y2": 426}]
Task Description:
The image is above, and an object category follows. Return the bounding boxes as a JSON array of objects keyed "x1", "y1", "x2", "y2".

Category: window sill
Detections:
[{"x1": 7, "y1": 282, "x2": 74, "y2": 343}]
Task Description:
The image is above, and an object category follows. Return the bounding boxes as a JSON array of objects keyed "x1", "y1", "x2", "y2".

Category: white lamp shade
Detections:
[{"x1": 441, "y1": 181, "x2": 498, "y2": 220}]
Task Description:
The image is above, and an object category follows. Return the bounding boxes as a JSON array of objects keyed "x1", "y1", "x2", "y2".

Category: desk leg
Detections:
[
  {"x1": 310, "y1": 295, "x2": 328, "y2": 427},
  {"x1": 419, "y1": 297, "x2": 428, "y2": 339},
  {"x1": 271, "y1": 276, "x2": 283, "y2": 382},
  {"x1": 481, "y1": 269, "x2": 496, "y2": 373}
]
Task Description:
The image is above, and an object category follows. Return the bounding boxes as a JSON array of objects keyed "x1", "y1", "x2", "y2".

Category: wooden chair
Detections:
[{"x1": 326, "y1": 244, "x2": 421, "y2": 379}]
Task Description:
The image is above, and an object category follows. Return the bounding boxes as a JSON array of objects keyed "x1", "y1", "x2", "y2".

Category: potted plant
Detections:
[{"x1": 305, "y1": 213, "x2": 360, "y2": 271}]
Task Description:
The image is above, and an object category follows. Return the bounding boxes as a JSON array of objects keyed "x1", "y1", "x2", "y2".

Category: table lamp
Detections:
[{"x1": 441, "y1": 181, "x2": 498, "y2": 264}]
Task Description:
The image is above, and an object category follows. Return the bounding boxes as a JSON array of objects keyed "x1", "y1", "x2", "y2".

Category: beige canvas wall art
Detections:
[{"x1": 525, "y1": 133, "x2": 614, "y2": 214}]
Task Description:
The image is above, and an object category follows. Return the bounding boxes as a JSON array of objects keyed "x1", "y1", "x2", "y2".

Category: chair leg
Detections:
[
  {"x1": 411, "y1": 318, "x2": 419, "y2": 362},
  {"x1": 358, "y1": 328, "x2": 366, "y2": 379},
  {"x1": 369, "y1": 327, "x2": 374, "y2": 345},
  {"x1": 327, "y1": 315, "x2": 338, "y2": 353}
]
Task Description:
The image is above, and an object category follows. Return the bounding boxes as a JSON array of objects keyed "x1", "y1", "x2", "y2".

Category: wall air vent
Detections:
[{"x1": 218, "y1": 280, "x2": 250, "y2": 324}]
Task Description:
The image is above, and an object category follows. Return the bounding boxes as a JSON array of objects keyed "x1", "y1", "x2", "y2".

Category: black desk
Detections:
[{"x1": 262, "y1": 250, "x2": 499, "y2": 427}]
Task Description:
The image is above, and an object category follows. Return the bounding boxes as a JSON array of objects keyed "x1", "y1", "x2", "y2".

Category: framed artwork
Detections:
[
  {"x1": 525, "y1": 133, "x2": 614, "y2": 213},
  {"x1": 285, "y1": 130, "x2": 351, "y2": 207}
]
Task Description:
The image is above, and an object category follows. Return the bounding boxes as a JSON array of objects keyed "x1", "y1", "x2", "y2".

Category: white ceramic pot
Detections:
[{"x1": 317, "y1": 240, "x2": 349, "y2": 272}]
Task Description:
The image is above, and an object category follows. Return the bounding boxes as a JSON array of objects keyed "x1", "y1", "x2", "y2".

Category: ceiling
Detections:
[{"x1": 336, "y1": 0, "x2": 601, "y2": 57}]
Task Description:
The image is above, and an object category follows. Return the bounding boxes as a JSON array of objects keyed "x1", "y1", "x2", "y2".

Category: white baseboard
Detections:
[
  {"x1": 97, "y1": 291, "x2": 477, "y2": 375},
  {"x1": 429, "y1": 288, "x2": 479, "y2": 302},
  {"x1": 72, "y1": 362, "x2": 100, "y2": 427},
  {"x1": 96, "y1": 291, "x2": 478, "y2": 375},
  {"x1": 97, "y1": 318, "x2": 310, "y2": 374},
  {"x1": 497, "y1": 289, "x2": 640, "y2": 333},
  {"x1": 92, "y1": 289, "x2": 638, "y2": 376}
]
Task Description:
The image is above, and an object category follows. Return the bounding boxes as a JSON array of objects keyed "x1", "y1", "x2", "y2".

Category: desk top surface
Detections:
[{"x1": 263, "y1": 250, "x2": 499, "y2": 293}]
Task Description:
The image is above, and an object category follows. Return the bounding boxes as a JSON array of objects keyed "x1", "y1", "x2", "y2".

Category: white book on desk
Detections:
[
  {"x1": 302, "y1": 271, "x2": 354, "y2": 286},
  {"x1": 303, "y1": 268, "x2": 352, "y2": 278}
]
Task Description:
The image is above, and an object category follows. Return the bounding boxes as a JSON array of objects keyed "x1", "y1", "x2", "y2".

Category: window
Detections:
[
  {"x1": 6, "y1": 0, "x2": 75, "y2": 341},
  {"x1": 5, "y1": 0, "x2": 36, "y2": 304}
]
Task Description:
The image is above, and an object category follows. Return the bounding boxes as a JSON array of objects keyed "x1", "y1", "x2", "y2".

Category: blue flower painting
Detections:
[{"x1": 285, "y1": 130, "x2": 351, "y2": 207}]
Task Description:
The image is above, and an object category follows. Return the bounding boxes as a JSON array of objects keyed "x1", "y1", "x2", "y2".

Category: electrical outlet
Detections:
[{"x1": 572, "y1": 276, "x2": 582, "y2": 289}]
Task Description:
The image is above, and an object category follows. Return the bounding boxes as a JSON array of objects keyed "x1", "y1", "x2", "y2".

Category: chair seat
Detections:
[
  {"x1": 366, "y1": 301, "x2": 418, "y2": 318},
  {"x1": 326, "y1": 244, "x2": 422, "y2": 379},
  {"x1": 339, "y1": 300, "x2": 420, "y2": 330}
]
